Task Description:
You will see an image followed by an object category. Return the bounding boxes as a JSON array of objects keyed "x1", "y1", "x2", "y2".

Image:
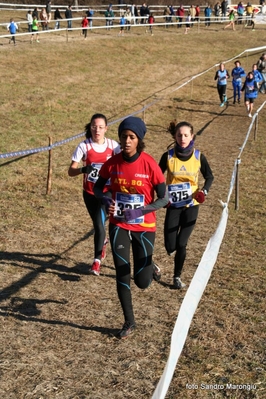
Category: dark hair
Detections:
[
  {"x1": 84, "y1": 113, "x2": 107, "y2": 139},
  {"x1": 137, "y1": 140, "x2": 145, "y2": 153},
  {"x1": 167, "y1": 120, "x2": 177, "y2": 137},
  {"x1": 235, "y1": 60, "x2": 241, "y2": 65},
  {"x1": 167, "y1": 120, "x2": 194, "y2": 138}
]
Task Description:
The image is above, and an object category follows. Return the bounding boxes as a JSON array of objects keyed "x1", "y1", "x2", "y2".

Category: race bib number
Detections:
[
  {"x1": 247, "y1": 85, "x2": 254, "y2": 92},
  {"x1": 87, "y1": 163, "x2": 110, "y2": 185},
  {"x1": 218, "y1": 75, "x2": 226, "y2": 83},
  {"x1": 168, "y1": 182, "x2": 193, "y2": 208},
  {"x1": 114, "y1": 193, "x2": 144, "y2": 224}
]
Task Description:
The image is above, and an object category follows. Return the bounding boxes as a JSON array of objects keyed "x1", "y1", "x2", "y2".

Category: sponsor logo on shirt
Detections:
[{"x1": 135, "y1": 174, "x2": 149, "y2": 178}]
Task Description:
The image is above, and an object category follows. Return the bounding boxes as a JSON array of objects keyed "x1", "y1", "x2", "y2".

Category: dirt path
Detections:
[{"x1": 0, "y1": 24, "x2": 265, "y2": 396}]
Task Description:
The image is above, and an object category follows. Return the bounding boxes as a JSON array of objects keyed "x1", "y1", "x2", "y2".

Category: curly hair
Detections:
[{"x1": 136, "y1": 140, "x2": 145, "y2": 153}]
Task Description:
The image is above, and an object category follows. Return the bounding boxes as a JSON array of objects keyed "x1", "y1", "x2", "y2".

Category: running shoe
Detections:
[
  {"x1": 101, "y1": 239, "x2": 108, "y2": 261},
  {"x1": 90, "y1": 260, "x2": 101, "y2": 276},
  {"x1": 248, "y1": 113, "x2": 252, "y2": 118},
  {"x1": 116, "y1": 321, "x2": 136, "y2": 339},
  {"x1": 173, "y1": 277, "x2": 186, "y2": 289},
  {"x1": 153, "y1": 263, "x2": 161, "y2": 282},
  {"x1": 220, "y1": 102, "x2": 224, "y2": 107}
]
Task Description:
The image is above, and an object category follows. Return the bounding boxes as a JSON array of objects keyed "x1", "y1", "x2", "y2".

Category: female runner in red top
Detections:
[{"x1": 94, "y1": 116, "x2": 168, "y2": 339}]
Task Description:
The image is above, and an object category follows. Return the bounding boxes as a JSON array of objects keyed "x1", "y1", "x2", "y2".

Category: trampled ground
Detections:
[{"x1": 0, "y1": 13, "x2": 265, "y2": 399}]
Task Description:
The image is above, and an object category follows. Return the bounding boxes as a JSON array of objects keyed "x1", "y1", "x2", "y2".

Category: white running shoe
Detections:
[{"x1": 173, "y1": 277, "x2": 186, "y2": 289}]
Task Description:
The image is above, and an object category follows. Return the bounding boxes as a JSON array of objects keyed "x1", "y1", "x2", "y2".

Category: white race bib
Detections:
[
  {"x1": 168, "y1": 182, "x2": 193, "y2": 208},
  {"x1": 87, "y1": 162, "x2": 110, "y2": 185},
  {"x1": 114, "y1": 192, "x2": 145, "y2": 224}
]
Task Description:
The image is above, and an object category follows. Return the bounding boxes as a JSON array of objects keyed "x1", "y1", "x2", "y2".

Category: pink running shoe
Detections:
[{"x1": 90, "y1": 260, "x2": 101, "y2": 276}]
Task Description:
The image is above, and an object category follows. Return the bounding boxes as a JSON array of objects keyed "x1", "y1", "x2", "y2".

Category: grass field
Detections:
[{"x1": 0, "y1": 10, "x2": 266, "y2": 399}]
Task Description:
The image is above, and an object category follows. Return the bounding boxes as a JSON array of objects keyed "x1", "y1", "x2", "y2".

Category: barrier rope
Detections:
[
  {"x1": 0, "y1": 103, "x2": 158, "y2": 160},
  {"x1": 0, "y1": 131, "x2": 85, "y2": 159}
]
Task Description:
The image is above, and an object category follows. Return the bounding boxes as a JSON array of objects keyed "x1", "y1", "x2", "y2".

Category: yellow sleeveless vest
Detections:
[{"x1": 166, "y1": 147, "x2": 201, "y2": 206}]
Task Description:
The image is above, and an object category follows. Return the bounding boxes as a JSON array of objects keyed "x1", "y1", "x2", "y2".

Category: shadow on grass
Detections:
[
  {"x1": 0, "y1": 226, "x2": 116, "y2": 299},
  {"x1": 0, "y1": 230, "x2": 94, "y2": 299},
  {"x1": 0, "y1": 260, "x2": 115, "y2": 302},
  {"x1": 0, "y1": 152, "x2": 35, "y2": 167},
  {"x1": 0, "y1": 229, "x2": 118, "y2": 336},
  {"x1": 170, "y1": 100, "x2": 232, "y2": 136},
  {"x1": 0, "y1": 250, "x2": 86, "y2": 302},
  {"x1": 0, "y1": 305, "x2": 118, "y2": 336},
  {"x1": 108, "y1": 75, "x2": 192, "y2": 121}
]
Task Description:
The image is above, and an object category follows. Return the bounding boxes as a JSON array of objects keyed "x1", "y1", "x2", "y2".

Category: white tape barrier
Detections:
[
  {"x1": 0, "y1": 34, "x2": 264, "y2": 394},
  {"x1": 1, "y1": 16, "x2": 266, "y2": 38},
  {"x1": 238, "y1": 100, "x2": 266, "y2": 159},
  {"x1": 151, "y1": 101, "x2": 265, "y2": 399},
  {"x1": 151, "y1": 203, "x2": 228, "y2": 399}
]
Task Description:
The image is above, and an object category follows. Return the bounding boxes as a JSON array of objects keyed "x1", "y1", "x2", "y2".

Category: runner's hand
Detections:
[
  {"x1": 101, "y1": 196, "x2": 114, "y2": 214},
  {"x1": 124, "y1": 208, "x2": 143, "y2": 222},
  {"x1": 81, "y1": 165, "x2": 92, "y2": 174},
  {"x1": 194, "y1": 191, "x2": 205, "y2": 203}
]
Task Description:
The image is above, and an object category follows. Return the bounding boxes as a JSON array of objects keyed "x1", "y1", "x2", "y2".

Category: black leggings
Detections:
[
  {"x1": 217, "y1": 84, "x2": 227, "y2": 102},
  {"x1": 109, "y1": 223, "x2": 155, "y2": 325},
  {"x1": 83, "y1": 191, "x2": 109, "y2": 260},
  {"x1": 164, "y1": 205, "x2": 199, "y2": 278}
]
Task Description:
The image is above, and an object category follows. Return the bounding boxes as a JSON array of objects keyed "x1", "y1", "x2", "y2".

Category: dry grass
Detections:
[{"x1": 0, "y1": 10, "x2": 266, "y2": 399}]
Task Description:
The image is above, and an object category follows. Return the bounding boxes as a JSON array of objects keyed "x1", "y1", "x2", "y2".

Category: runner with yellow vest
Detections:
[{"x1": 159, "y1": 121, "x2": 214, "y2": 289}]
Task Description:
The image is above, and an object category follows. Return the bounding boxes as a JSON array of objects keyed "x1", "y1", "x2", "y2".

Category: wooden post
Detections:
[
  {"x1": 235, "y1": 157, "x2": 241, "y2": 210},
  {"x1": 254, "y1": 113, "x2": 258, "y2": 141},
  {"x1": 46, "y1": 136, "x2": 52, "y2": 195}
]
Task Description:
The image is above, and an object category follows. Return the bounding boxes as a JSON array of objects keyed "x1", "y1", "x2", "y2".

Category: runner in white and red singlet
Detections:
[{"x1": 68, "y1": 114, "x2": 120, "y2": 276}]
